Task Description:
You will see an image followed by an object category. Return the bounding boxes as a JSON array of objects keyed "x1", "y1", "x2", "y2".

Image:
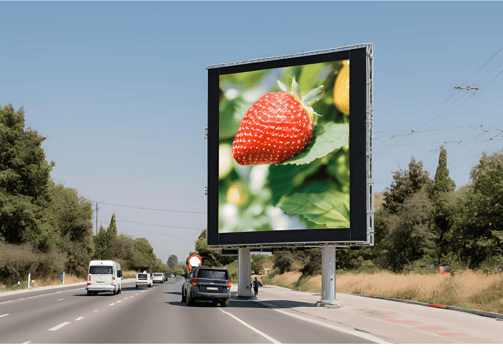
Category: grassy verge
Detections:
[
  {"x1": 265, "y1": 269, "x2": 503, "y2": 314},
  {"x1": 1, "y1": 270, "x2": 138, "y2": 293}
]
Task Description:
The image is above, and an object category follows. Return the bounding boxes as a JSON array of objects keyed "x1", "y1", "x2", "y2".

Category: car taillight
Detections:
[
  {"x1": 192, "y1": 279, "x2": 198, "y2": 286},
  {"x1": 88, "y1": 275, "x2": 91, "y2": 282},
  {"x1": 228, "y1": 280, "x2": 231, "y2": 288},
  {"x1": 112, "y1": 275, "x2": 114, "y2": 282}
]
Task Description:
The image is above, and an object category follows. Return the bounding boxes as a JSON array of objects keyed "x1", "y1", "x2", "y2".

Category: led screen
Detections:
[{"x1": 207, "y1": 48, "x2": 368, "y2": 246}]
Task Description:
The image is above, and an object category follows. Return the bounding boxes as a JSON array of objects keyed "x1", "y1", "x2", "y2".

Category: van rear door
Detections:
[{"x1": 89, "y1": 265, "x2": 114, "y2": 286}]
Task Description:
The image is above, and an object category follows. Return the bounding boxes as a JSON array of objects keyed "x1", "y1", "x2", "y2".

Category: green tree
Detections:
[
  {"x1": 429, "y1": 146, "x2": 456, "y2": 263},
  {"x1": 92, "y1": 213, "x2": 117, "y2": 259},
  {"x1": 449, "y1": 151, "x2": 503, "y2": 269},
  {"x1": 251, "y1": 254, "x2": 269, "y2": 275},
  {"x1": 167, "y1": 255, "x2": 178, "y2": 270},
  {"x1": 132, "y1": 237, "x2": 156, "y2": 271},
  {"x1": 193, "y1": 229, "x2": 235, "y2": 267},
  {"x1": 0, "y1": 104, "x2": 58, "y2": 250},
  {"x1": 383, "y1": 157, "x2": 432, "y2": 214}
]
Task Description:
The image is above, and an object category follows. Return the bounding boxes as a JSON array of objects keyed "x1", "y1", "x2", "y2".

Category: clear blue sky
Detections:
[{"x1": 1, "y1": 2, "x2": 502, "y2": 263}]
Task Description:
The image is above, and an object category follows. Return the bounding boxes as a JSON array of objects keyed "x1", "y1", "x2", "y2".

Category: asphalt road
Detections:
[{"x1": 0, "y1": 277, "x2": 374, "y2": 344}]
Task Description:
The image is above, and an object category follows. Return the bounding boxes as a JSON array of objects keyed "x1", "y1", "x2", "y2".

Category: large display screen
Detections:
[{"x1": 207, "y1": 47, "x2": 369, "y2": 246}]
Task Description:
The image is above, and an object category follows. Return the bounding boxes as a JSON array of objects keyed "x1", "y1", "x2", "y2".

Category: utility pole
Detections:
[{"x1": 96, "y1": 202, "x2": 98, "y2": 236}]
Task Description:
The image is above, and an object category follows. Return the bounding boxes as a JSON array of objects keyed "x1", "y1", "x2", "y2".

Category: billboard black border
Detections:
[{"x1": 208, "y1": 47, "x2": 367, "y2": 247}]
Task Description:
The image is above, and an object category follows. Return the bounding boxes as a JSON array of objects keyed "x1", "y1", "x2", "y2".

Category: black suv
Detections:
[{"x1": 182, "y1": 267, "x2": 231, "y2": 307}]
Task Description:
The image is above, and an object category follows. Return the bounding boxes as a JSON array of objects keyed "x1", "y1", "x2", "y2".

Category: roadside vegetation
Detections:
[
  {"x1": 0, "y1": 104, "x2": 183, "y2": 293},
  {"x1": 191, "y1": 144, "x2": 503, "y2": 314}
]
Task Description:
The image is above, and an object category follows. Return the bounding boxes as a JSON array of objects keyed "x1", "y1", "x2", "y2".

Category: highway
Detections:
[{"x1": 0, "y1": 277, "x2": 375, "y2": 344}]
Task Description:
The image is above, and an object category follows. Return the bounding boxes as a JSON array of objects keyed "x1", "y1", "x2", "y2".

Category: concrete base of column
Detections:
[{"x1": 315, "y1": 300, "x2": 342, "y2": 308}]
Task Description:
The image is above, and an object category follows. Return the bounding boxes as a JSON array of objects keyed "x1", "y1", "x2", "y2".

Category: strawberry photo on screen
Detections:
[{"x1": 218, "y1": 60, "x2": 350, "y2": 233}]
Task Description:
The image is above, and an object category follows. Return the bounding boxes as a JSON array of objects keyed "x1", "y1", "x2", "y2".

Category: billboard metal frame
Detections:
[{"x1": 207, "y1": 43, "x2": 374, "y2": 249}]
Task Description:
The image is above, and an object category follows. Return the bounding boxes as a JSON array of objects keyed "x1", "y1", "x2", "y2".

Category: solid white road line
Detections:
[
  {"x1": 76, "y1": 317, "x2": 83, "y2": 321},
  {"x1": 49, "y1": 322, "x2": 70, "y2": 331},
  {"x1": 22, "y1": 341, "x2": 30, "y2": 344},
  {"x1": 0, "y1": 301, "x2": 13, "y2": 305},
  {"x1": 218, "y1": 308, "x2": 281, "y2": 344},
  {"x1": 258, "y1": 301, "x2": 391, "y2": 344},
  {"x1": 0, "y1": 314, "x2": 9, "y2": 318}
]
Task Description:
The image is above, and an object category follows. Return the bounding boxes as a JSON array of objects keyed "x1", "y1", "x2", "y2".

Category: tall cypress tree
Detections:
[{"x1": 430, "y1": 145, "x2": 456, "y2": 263}]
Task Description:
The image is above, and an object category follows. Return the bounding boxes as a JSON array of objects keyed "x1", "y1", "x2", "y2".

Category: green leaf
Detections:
[
  {"x1": 280, "y1": 189, "x2": 350, "y2": 228},
  {"x1": 302, "y1": 85, "x2": 324, "y2": 107},
  {"x1": 219, "y1": 97, "x2": 244, "y2": 140},
  {"x1": 267, "y1": 160, "x2": 323, "y2": 206},
  {"x1": 277, "y1": 80, "x2": 289, "y2": 92},
  {"x1": 282, "y1": 122, "x2": 349, "y2": 165},
  {"x1": 291, "y1": 77, "x2": 301, "y2": 101},
  {"x1": 298, "y1": 62, "x2": 330, "y2": 93}
]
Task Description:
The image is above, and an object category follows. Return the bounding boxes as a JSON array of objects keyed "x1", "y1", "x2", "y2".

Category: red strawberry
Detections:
[{"x1": 232, "y1": 78, "x2": 324, "y2": 165}]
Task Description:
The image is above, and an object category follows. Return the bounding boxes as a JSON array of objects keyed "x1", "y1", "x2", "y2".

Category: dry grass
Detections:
[
  {"x1": 268, "y1": 271, "x2": 303, "y2": 288},
  {"x1": 32, "y1": 274, "x2": 86, "y2": 288},
  {"x1": 262, "y1": 261, "x2": 273, "y2": 269},
  {"x1": 291, "y1": 270, "x2": 503, "y2": 314}
]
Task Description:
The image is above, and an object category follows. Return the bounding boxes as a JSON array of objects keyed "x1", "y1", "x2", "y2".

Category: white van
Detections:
[
  {"x1": 87, "y1": 260, "x2": 122, "y2": 296},
  {"x1": 136, "y1": 272, "x2": 153, "y2": 288}
]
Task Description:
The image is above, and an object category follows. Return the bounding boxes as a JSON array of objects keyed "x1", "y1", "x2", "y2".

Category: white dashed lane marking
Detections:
[
  {"x1": 49, "y1": 322, "x2": 70, "y2": 331},
  {"x1": 22, "y1": 341, "x2": 30, "y2": 344},
  {"x1": 94, "y1": 310, "x2": 98, "y2": 312},
  {"x1": 219, "y1": 308, "x2": 280, "y2": 344},
  {"x1": 109, "y1": 303, "x2": 115, "y2": 306},
  {"x1": 76, "y1": 317, "x2": 83, "y2": 321},
  {"x1": 0, "y1": 314, "x2": 9, "y2": 318},
  {"x1": 57, "y1": 299, "x2": 64, "y2": 301}
]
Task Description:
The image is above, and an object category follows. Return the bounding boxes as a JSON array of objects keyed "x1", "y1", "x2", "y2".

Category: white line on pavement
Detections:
[
  {"x1": 0, "y1": 314, "x2": 9, "y2": 318},
  {"x1": 49, "y1": 322, "x2": 70, "y2": 331},
  {"x1": 94, "y1": 310, "x2": 98, "y2": 312},
  {"x1": 110, "y1": 303, "x2": 115, "y2": 306},
  {"x1": 22, "y1": 341, "x2": 30, "y2": 344},
  {"x1": 258, "y1": 301, "x2": 391, "y2": 344},
  {"x1": 76, "y1": 317, "x2": 83, "y2": 321},
  {"x1": 57, "y1": 299, "x2": 64, "y2": 301},
  {"x1": 218, "y1": 308, "x2": 281, "y2": 344},
  {"x1": 0, "y1": 301, "x2": 13, "y2": 305},
  {"x1": 116, "y1": 300, "x2": 122, "y2": 303}
]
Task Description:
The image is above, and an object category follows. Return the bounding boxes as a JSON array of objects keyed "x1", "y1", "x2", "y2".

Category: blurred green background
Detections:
[{"x1": 218, "y1": 60, "x2": 350, "y2": 233}]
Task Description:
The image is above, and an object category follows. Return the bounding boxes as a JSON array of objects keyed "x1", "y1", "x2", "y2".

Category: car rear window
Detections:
[
  {"x1": 89, "y1": 266, "x2": 113, "y2": 274},
  {"x1": 137, "y1": 274, "x2": 147, "y2": 280},
  {"x1": 153, "y1": 273, "x2": 162, "y2": 276},
  {"x1": 197, "y1": 270, "x2": 229, "y2": 279}
]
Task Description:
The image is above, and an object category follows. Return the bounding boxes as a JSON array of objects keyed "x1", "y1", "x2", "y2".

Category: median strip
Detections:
[{"x1": 49, "y1": 322, "x2": 70, "y2": 331}]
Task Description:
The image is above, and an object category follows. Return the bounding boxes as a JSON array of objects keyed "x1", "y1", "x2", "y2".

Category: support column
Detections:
[
  {"x1": 237, "y1": 248, "x2": 252, "y2": 298},
  {"x1": 316, "y1": 246, "x2": 341, "y2": 307}
]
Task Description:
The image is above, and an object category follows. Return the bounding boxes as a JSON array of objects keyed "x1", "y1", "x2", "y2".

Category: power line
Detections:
[
  {"x1": 97, "y1": 201, "x2": 206, "y2": 214},
  {"x1": 461, "y1": 47, "x2": 503, "y2": 86},
  {"x1": 116, "y1": 219, "x2": 204, "y2": 230}
]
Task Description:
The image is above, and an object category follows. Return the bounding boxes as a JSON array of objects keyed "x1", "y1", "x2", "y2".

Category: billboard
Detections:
[{"x1": 207, "y1": 44, "x2": 373, "y2": 247}]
